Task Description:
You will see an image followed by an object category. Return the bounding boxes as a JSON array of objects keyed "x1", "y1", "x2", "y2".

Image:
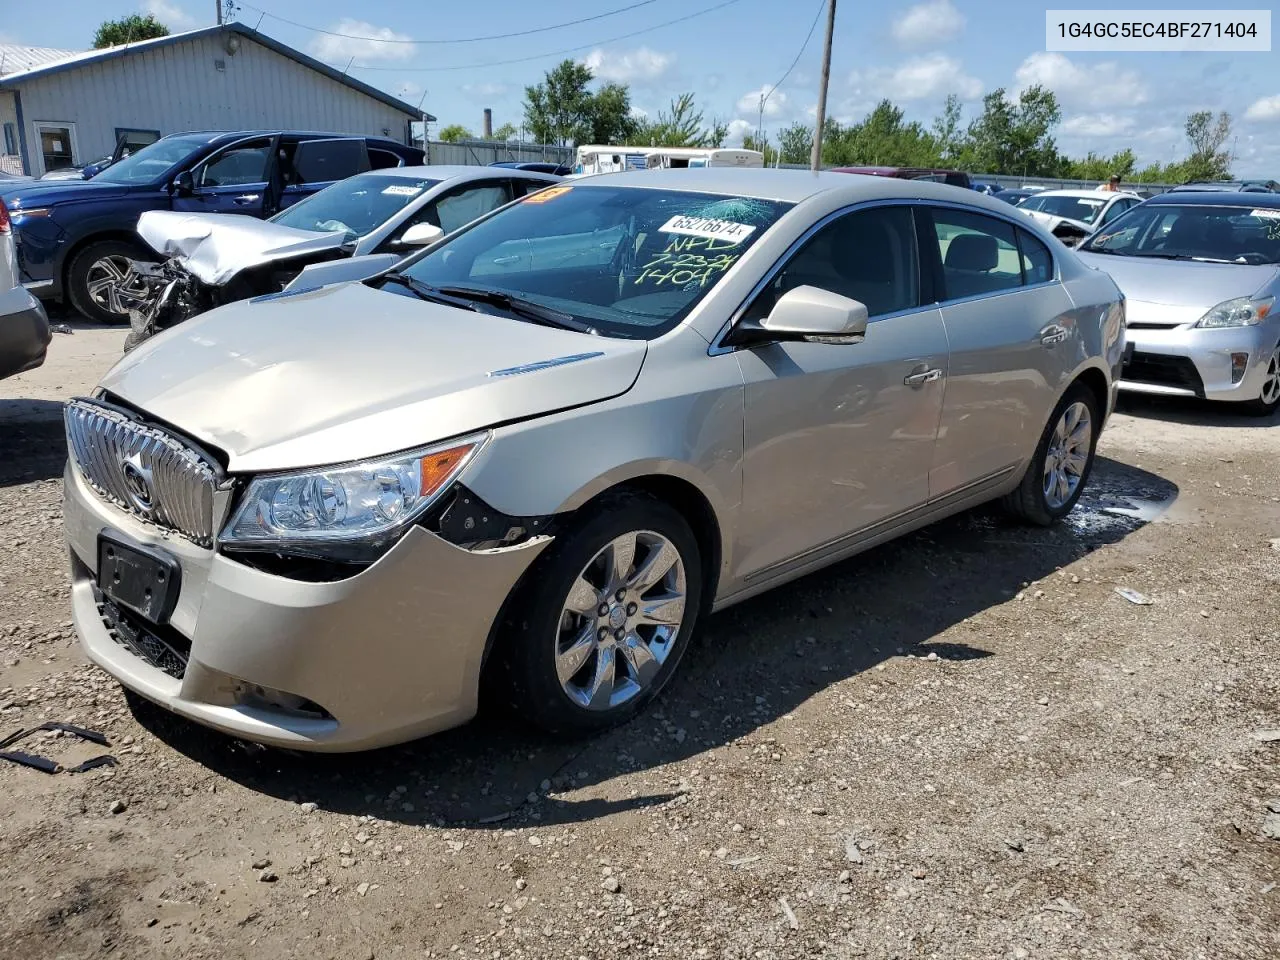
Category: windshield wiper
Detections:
[
  {"x1": 1130, "y1": 252, "x2": 1236, "y2": 263},
  {"x1": 435, "y1": 285, "x2": 599, "y2": 335},
  {"x1": 377, "y1": 273, "x2": 480, "y2": 310}
]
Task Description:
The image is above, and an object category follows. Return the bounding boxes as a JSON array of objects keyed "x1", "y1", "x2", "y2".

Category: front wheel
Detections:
[
  {"x1": 66, "y1": 240, "x2": 155, "y2": 325},
  {"x1": 497, "y1": 493, "x2": 703, "y2": 735},
  {"x1": 1237, "y1": 344, "x2": 1280, "y2": 417},
  {"x1": 1002, "y1": 382, "x2": 1101, "y2": 526}
]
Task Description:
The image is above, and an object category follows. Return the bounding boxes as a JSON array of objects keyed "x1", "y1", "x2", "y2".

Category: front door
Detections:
[
  {"x1": 923, "y1": 206, "x2": 1076, "y2": 496},
  {"x1": 33, "y1": 121, "x2": 78, "y2": 176},
  {"x1": 172, "y1": 135, "x2": 279, "y2": 217},
  {"x1": 732, "y1": 205, "x2": 948, "y2": 580}
]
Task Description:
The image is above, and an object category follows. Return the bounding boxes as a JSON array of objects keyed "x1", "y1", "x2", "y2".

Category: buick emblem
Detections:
[{"x1": 121, "y1": 454, "x2": 155, "y2": 512}]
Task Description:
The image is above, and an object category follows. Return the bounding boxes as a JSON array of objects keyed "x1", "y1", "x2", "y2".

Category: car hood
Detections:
[
  {"x1": 1022, "y1": 209, "x2": 1091, "y2": 233},
  {"x1": 137, "y1": 210, "x2": 351, "y2": 285},
  {"x1": 1078, "y1": 250, "x2": 1275, "y2": 306},
  {"x1": 99, "y1": 280, "x2": 647, "y2": 472},
  {"x1": 0, "y1": 179, "x2": 132, "y2": 209}
]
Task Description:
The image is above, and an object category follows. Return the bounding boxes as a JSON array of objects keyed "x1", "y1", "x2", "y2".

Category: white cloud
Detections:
[
  {"x1": 1245, "y1": 95, "x2": 1280, "y2": 122},
  {"x1": 736, "y1": 84, "x2": 790, "y2": 119},
  {"x1": 629, "y1": 106, "x2": 649, "y2": 119},
  {"x1": 850, "y1": 54, "x2": 981, "y2": 102},
  {"x1": 1061, "y1": 113, "x2": 1135, "y2": 138},
  {"x1": 1014, "y1": 52, "x2": 1148, "y2": 111},
  {"x1": 395, "y1": 81, "x2": 424, "y2": 103},
  {"x1": 143, "y1": 0, "x2": 197, "y2": 30},
  {"x1": 891, "y1": 0, "x2": 965, "y2": 47},
  {"x1": 579, "y1": 47, "x2": 673, "y2": 83},
  {"x1": 309, "y1": 19, "x2": 415, "y2": 64},
  {"x1": 725, "y1": 118, "x2": 755, "y2": 146}
]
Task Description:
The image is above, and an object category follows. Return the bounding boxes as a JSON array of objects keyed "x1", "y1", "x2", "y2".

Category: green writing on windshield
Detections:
[{"x1": 635, "y1": 236, "x2": 741, "y2": 288}]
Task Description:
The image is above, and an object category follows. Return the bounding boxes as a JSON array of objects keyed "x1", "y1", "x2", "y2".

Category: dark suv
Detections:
[{"x1": 0, "y1": 131, "x2": 423, "y2": 323}]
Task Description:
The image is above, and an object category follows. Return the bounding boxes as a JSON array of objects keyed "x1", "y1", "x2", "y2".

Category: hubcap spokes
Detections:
[
  {"x1": 86, "y1": 256, "x2": 148, "y2": 315},
  {"x1": 555, "y1": 530, "x2": 687, "y2": 711},
  {"x1": 1262, "y1": 348, "x2": 1280, "y2": 406},
  {"x1": 1042, "y1": 401, "x2": 1092, "y2": 510}
]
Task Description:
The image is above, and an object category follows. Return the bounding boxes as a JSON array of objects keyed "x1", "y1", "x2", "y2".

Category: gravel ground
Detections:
[{"x1": 0, "y1": 329, "x2": 1277, "y2": 960}]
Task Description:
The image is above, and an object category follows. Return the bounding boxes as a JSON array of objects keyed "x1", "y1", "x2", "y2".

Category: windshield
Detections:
[
  {"x1": 1081, "y1": 203, "x2": 1280, "y2": 264},
  {"x1": 1019, "y1": 194, "x2": 1108, "y2": 223},
  {"x1": 92, "y1": 135, "x2": 208, "y2": 185},
  {"x1": 270, "y1": 173, "x2": 441, "y2": 237},
  {"x1": 396, "y1": 185, "x2": 792, "y2": 338}
]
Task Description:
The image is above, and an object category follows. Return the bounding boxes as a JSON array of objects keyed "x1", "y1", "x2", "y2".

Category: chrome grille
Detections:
[{"x1": 65, "y1": 398, "x2": 219, "y2": 546}]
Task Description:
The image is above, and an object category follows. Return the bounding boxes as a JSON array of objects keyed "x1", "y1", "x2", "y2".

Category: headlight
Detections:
[
  {"x1": 220, "y1": 433, "x2": 487, "y2": 556},
  {"x1": 1195, "y1": 296, "x2": 1273, "y2": 328}
]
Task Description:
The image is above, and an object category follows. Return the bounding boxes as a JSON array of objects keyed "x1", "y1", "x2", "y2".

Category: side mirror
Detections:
[
  {"x1": 399, "y1": 223, "x2": 445, "y2": 247},
  {"x1": 727, "y1": 285, "x2": 869, "y2": 347},
  {"x1": 171, "y1": 170, "x2": 194, "y2": 195}
]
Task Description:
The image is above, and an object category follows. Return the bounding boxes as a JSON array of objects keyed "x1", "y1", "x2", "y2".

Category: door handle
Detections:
[
  {"x1": 904, "y1": 367, "x2": 942, "y2": 387},
  {"x1": 1040, "y1": 325, "x2": 1068, "y2": 345},
  {"x1": 491, "y1": 255, "x2": 521, "y2": 265},
  {"x1": 233, "y1": 194, "x2": 260, "y2": 204}
]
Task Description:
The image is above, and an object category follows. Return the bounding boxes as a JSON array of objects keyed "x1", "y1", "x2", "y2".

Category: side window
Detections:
[
  {"x1": 368, "y1": 149, "x2": 402, "y2": 170},
  {"x1": 747, "y1": 206, "x2": 920, "y2": 321},
  {"x1": 929, "y1": 208, "x2": 1023, "y2": 301},
  {"x1": 1017, "y1": 228, "x2": 1054, "y2": 285},
  {"x1": 292, "y1": 138, "x2": 371, "y2": 184},
  {"x1": 431, "y1": 182, "x2": 512, "y2": 234},
  {"x1": 197, "y1": 137, "x2": 272, "y2": 187},
  {"x1": 1099, "y1": 198, "x2": 1128, "y2": 226},
  {"x1": 514, "y1": 179, "x2": 554, "y2": 198}
]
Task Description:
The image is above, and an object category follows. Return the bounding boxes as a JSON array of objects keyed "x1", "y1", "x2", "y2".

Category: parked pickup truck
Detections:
[{"x1": 0, "y1": 130, "x2": 423, "y2": 323}]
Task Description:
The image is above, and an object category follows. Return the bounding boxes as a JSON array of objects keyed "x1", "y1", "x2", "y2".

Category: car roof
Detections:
[
  {"x1": 362, "y1": 165, "x2": 560, "y2": 182},
  {"x1": 1146, "y1": 191, "x2": 1280, "y2": 208},
  {"x1": 1027, "y1": 189, "x2": 1141, "y2": 199},
  {"x1": 570, "y1": 168, "x2": 1002, "y2": 205},
  {"x1": 163, "y1": 130, "x2": 415, "y2": 148}
]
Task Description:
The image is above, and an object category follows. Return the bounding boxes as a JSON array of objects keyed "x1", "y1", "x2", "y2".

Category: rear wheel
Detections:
[
  {"x1": 1237, "y1": 344, "x2": 1280, "y2": 417},
  {"x1": 66, "y1": 240, "x2": 154, "y2": 325},
  {"x1": 497, "y1": 493, "x2": 703, "y2": 735},
  {"x1": 1002, "y1": 382, "x2": 1101, "y2": 526}
]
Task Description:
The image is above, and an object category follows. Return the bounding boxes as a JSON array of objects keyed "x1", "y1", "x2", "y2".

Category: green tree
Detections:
[
  {"x1": 1183, "y1": 110, "x2": 1232, "y2": 180},
  {"x1": 961, "y1": 85, "x2": 1064, "y2": 177},
  {"x1": 523, "y1": 60, "x2": 596, "y2": 146},
  {"x1": 820, "y1": 100, "x2": 942, "y2": 168},
  {"x1": 931, "y1": 94, "x2": 964, "y2": 164},
  {"x1": 634, "y1": 93, "x2": 725, "y2": 147},
  {"x1": 587, "y1": 82, "x2": 639, "y2": 145},
  {"x1": 491, "y1": 122, "x2": 519, "y2": 141},
  {"x1": 1065, "y1": 149, "x2": 1136, "y2": 182},
  {"x1": 438, "y1": 124, "x2": 473, "y2": 143},
  {"x1": 92, "y1": 13, "x2": 169, "y2": 48},
  {"x1": 777, "y1": 122, "x2": 813, "y2": 165}
]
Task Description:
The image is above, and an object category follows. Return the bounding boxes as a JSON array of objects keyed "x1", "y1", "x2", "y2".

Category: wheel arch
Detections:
[{"x1": 62, "y1": 230, "x2": 152, "y2": 295}]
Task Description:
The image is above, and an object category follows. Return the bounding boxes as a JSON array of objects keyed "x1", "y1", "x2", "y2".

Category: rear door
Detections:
[
  {"x1": 924, "y1": 206, "x2": 1076, "y2": 497},
  {"x1": 172, "y1": 134, "x2": 278, "y2": 217},
  {"x1": 278, "y1": 137, "x2": 372, "y2": 211}
]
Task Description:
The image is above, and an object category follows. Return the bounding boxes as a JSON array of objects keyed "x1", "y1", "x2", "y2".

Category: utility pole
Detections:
[
  {"x1": 810, "y1": 0, "x2": 836, "y2": 171},
  {"x1": 216, "y1": 0, "x2": 223, "y2": 25}
]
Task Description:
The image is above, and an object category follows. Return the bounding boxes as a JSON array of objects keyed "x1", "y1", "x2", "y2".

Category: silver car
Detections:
[
  {"x1": 63, "y1": 170, "x2": 1125, "y2": 751},
  {"x1": 1077, "y1": 191, "x2": 1280, "y2": 415},
  {"x1": 0, "y1": 199, "x2": 51, "y2": 382}
]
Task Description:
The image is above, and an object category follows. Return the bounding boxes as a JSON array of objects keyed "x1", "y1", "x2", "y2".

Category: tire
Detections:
[
  {"x1": 496, "y1": 492, "x2": 704, "y2": 736},
  {"x1": 1237, "y1": 344, "x2": 1280, "y2": 418},
  {"x1": 1002, "y1": 381, "x2": 1101, "y2": 526},
  {"x1": 66, "y1": 240, "x2": 155, "y2": 325}
]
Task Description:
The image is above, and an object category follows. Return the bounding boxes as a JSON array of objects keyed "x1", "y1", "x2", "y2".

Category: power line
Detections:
[
  {"x1": 756, "y1": 0, "x2": 825, "y2": 142},
  {"x1": 235, "y1": 0, "x2": 661, "y2": 45},
  {"x1": 338, "y1": 0, "x2": 745, "y2": 72}
]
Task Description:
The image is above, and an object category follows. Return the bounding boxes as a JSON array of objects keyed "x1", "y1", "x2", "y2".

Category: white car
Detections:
[{"x1": 1016, "y1": 189, "x2": 1144, "y2": 246}]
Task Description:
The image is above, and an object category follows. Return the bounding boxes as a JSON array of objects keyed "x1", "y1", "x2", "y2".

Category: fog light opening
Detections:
[
  {"x1": 234, "y1": 682, "x2": 332, "y2": 720},
  {"x1": 1230, "y1": 352, "x2": 1250, "y2": 384}
]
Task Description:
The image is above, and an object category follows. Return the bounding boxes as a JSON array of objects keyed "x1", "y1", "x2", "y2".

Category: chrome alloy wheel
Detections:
[
  {"x1": 86, "y1": 255, "x2": 149, "y2": 316},
  {"x1": 555, "y1": 530, "x2": 687, "y2": 711},
  {"x1": 1043, "y1": 400, "x2": 1092, "y2": 510},
  {"x1": 1261, "y1": 346, "x2": 1280, "y2": 406}
]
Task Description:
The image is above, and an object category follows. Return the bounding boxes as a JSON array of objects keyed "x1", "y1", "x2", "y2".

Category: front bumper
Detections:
[
  {"x1": 64, "y1": 463, "x2": 550, "y2": 751},
  {"x1": 0, "y1": 286, "x2": 51, "y2": 380},
  {"x1": 1119, "y1": 322, "x2": 1279, "y2": 402}
]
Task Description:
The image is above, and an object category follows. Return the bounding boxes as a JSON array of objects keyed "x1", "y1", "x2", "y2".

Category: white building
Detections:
[{"x1": 0, "y1": 23, "x2": 432, "y2": 177}]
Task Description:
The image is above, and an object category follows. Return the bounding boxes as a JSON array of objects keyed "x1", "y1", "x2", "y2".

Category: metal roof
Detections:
[
  {"x1": 0, "y1": 43, "x2": 80, "y2": 76},
  {"x1": 0, "y1": 23, "x2": 433, "y2": 121}
]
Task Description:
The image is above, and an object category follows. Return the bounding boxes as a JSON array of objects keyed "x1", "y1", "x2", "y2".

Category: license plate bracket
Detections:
[{"x1": 97, "y1": 531, "x2": 181, "y2": 625}]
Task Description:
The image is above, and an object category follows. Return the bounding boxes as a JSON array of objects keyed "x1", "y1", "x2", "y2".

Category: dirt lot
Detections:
[{"x1": 1, "y1": 325, "x2": 1277, "y2": 960}]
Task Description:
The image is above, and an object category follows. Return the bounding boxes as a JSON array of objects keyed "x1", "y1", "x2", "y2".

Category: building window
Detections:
[{"x1": 2, "y1": 123, "x2": 16, "y2": 156}]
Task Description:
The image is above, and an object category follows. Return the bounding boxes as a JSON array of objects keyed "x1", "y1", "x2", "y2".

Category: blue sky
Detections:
[{"x1": 4, "y1": 0, "x2": 1279, "y2": 174}]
